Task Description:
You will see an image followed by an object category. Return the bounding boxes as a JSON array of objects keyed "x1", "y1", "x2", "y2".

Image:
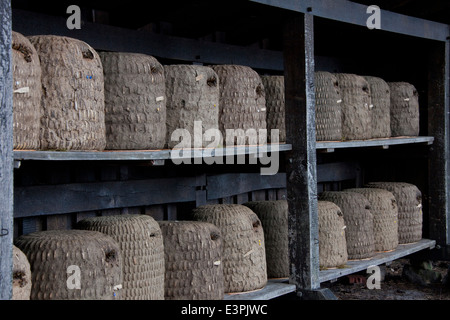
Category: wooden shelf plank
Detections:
[
  {"x1": 223, "y1": 280, "x2": 296, "y2": 300},
  {"x1": 319, "y1": 239, "x2": 436, "y2": 283},
  {"x1": 316, "y1": 136, "x2": 434, "y2": 151}
]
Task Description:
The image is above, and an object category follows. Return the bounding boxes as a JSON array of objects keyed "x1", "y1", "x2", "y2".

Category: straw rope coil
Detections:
[
  {"x1": 388, "y1": 82, "x2": 420, "y2": 137},
  {"x1": 364, "y1": 76, "x2": 391, "y2": 138},
  {"x1": 76, "y1": 214, "x2": 165, "y2": 300},
  {"x1": 28, "y1": 35, "x2": 106, "y2": 151},
  {"x1": 260, "y1": 75, "x2": 285, "y2": 143},
  {"x1": 14, "y1": 230, "x2": 123, "y2": 300},
  {"x1": 158, "y1": 221, "x2": 224, "y2": 300},
  {"x1": 100, "y1": 52, "x2": 166, "y2": 150},
  {"x1": 192, "y1": 204, "x2": 267, "y2": 293},
  {"x1": 12, "y1": 245, "x2": 32, "y2": 300}
]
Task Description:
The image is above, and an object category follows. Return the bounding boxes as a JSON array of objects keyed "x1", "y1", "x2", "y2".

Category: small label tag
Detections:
[
  {"x1": 156, "y1": 96, "x2": 164, "y2": 102},
  {"x1": 14, "y1": 87, "x2": 30, "y2": 94}
]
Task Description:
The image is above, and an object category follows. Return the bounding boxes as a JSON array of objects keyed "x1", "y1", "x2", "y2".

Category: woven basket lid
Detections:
[
  {"x1": 165, "y1": 64, "x2": 219, "y2": 148},
  {"x1": 28, "y1": 35, "x2": 106, "y2": 151},
  {"x1": 158, "y1": 220, "x2": 224, "y2": 300},
  {"x1": 319, "y1": 191, "x2": 375, "y2": 260},
  {"x1": 192, "y1": 204, "x2": 267, "y2": 293},
  {"x1": 260, "y1": 75, "x2": 286, "y2": 143},
  {"x1": 76, "y1": 214, "x2": 165, "y2": 300},
  {"x1": 318, "y1": 201, "x2": 348, "y2": 269},
  {"x1": 211, "y1": 65, "x2": 267, "y2": 146},
  {"x1": 345, "y1": 188, "x2": 399, "y2": 252},
  {"x1": 243, "y1": 200, "x2": 289, "y2": 279},
  {"x1": 363, "y1": 76, "x2": 391, "y2": 138},
  {"x1": 366, "y1": 182, "x2": 422, "y2": 244},
  {"x1": 14, "y1": 230, "x2": 123, "y2": 300},
  {"x1": 12, "y1": 245, "x2": 32, "y2": 300},
  {"x1": 388, "y1": 82, "x2": 420, "y2": 137},
  {"x1": 100, "y1": 52, "x2": 166, "y2": 150},
  {"x1": 335, "y1": 73, "x2": 372, "y2": 141},
  {"x1": 315, "y1": 71, "x2": 343, "y2": 142},
  {"x1": 12, "y1": 31, "x2": 42, "y2": 150}
]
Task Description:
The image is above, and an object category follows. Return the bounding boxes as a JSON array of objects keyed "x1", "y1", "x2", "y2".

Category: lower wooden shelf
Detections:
[
  {"x1": 319, "y1": 239, "x2": 436, "y2": 283},
  {"x1": 223, "y1": 280, "x2": 296, "y2": 300}
]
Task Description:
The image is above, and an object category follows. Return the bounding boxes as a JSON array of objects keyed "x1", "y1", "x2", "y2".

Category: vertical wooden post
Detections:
[
  {"x1": 283, "y1": 13, "x2": 320, "y2": 292},
  {"x1": 428, "y1": 39, "x2": 450, "y2": 248},
  {"x1": 0, "y1": 0, "x2": 14, "y2": 300}
]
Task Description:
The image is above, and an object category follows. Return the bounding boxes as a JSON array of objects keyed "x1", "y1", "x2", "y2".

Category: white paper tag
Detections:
[
  {"x1": 156, "y1": 96, "x2": 164, "y2": 102},
  {"x1": 14, "y1": 87, "x2": 30, "y2": 94},
  {"x1": 195, "y1": 74, "x2": 204, "y2": 81}
]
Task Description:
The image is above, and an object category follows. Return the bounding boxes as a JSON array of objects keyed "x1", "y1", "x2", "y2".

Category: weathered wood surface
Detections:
[{"x1": 0, "y1": 1, "x2": 13, "y2": 300}]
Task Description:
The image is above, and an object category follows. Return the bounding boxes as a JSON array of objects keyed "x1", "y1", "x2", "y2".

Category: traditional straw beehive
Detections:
[
  {"x1": 366, "y1": 182, "x2": 423, "y2": 244},
  {"x1": 165, "y1": 65, "x2": 219, "y2": 148},
  {"x1": 158, "y1": 221, "x2": 224, "y2": 300},
  {"x1": 335, "y1": 73, "x2": 372, "y2": 141},
  {"x1": 260, "y1": 75, "x2": 285, "y2": 143},
  {"x1": 100, "y1": 52, "x2": 166, "y2": 150},
  {"x1": 243, "y1": 200, "x2": 289, "y2": 279},
  {"x1": 211, "y1": 65, "x2": 267, "y2": 146},
  {"x1": 345, "y1": 188, "x2": 399, "y2": 252},
  {"x1": 315, "y1": 71, "x2": 342, "y2": 141},
  {"x1": 76, "y1": 214, "x2": 165, "y2": 300},
  {"x1": 388, "y1": 82, "x2": 420, "y2": 137},
  {"x1": 28, "y1": 35, "x2": 106, "y2": 151},
  {"x1": 12, "y1": 31, "x2": 41, "y2": 150},
  {"x1": 319, "y1": 191, "x2": 375, "y2": 260},
  {"x1": 14, "y1": 230, "x2": 123, "y2": 300},
  {"x1": 364, "y1": 76, "x2": 391, "y2": 138},
  {"x1": 192, "y1": 204, "x2": 267, "y2": 293},
  {"x1": 318, "y1": 201, "x2": 348, "y2": 269},
  {"x1": 12, "y1": 245, "x2": 32, "y2": 300}
]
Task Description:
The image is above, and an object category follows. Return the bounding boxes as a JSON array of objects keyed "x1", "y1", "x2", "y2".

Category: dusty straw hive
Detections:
[
  {"x1": 100, "y1": 52, "x2": 166, "y2": 150},
  {"x1": 28, "y1": 35, "x2": 106, "y2": 151},
  {"x1": 315, "y1": 71, "x2": 342, "y2": 141},
  {"x1": 243, "y1": 200, "x2": 289, "y2": 279},
  {"x1": 211, "y1": 65, "x2": 267, "y2": 146},
  {"x1": 12, "y1": 245, "x2": 32, "y2": 300},
  {"x1": 345, "y1": 188, "x2": 399, "y2": 252},
  {"x1": 14, "y1": 230, "x2": 123, "y2": 300},
  {"x1": 335, "y1": 73, "x2": 372, "y2": 141},
  {"x1": 165, "y1": 65, "x2": 219, "y2": 148},
  {"x1": 318, "y1": 201, "x2": 348, "y2": 269},
  {"x1": 192, "y1": 204, "x2": 267, "y2": 293},
  {"x1": 260, "y1": 75, "x2": 285, "y2": 143},
  {"x1": 319, "y1": 191, "x2": 375, "y2": 260},
  {"x1": 364, "y1": 76, "x2": 391, "y2": 138},
  {"x1": 12, "y1": 31, "x2": 42, "y2": 150},
  {"x1": 158, "y1": 221, "x2": 224, "y2": 300},
  {"x1": 388, "y1": 82, "x2": 420, "y2": 137},
  {"x1": 366, "y1": 182, "x2": 422, "y2": 244},
  {"x1": 76, "y1": 214, "x2": 165, "y2": 300}
]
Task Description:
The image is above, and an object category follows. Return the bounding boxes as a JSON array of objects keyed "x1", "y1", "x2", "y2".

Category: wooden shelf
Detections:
[
  {"x1": 319, "y1": 239, "x2": 436, "y2": 283},
  {"x1": 223, "y1": 280, "x2": 296, "y2": 300}
]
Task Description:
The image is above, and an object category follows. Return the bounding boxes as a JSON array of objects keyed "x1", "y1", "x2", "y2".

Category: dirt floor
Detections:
[{"x1": 321, "y1": 259, "x2": 450, "y2": 300}]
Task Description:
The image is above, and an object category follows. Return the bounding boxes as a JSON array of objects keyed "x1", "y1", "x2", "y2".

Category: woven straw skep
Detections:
[
  {"x1": 12, "y1": 31, "x2": 42, "y2": 150},
  {"x1": 158, "y1": 221, "x2": 224, "y2": 300},
  {"x1": 345, "y1": 188, "x2": 399, "y2": 252},
  {"x1": 260, "y1": 75, "x2": 285, "y2": 143},
  {"x1": 366, "y1": 182, "x2": 422, "y2": 244},
  {"x1": 165, "y1": 65, "x2": 219, "y2": 148},
  {"x1": 100, "y1": 52, "x2": 166, "y2": 150},
  {"x1": 28, "y1": 35, "x2": 106, "y2": 151},
  {"x1": 318, "y1": 201, "x2": 348, "y2": 269},
  {"x1": 76, "y1": 214, "x2": 165, "y2": 300},
  {"x1": 335, "y1": 73, "x2": 372, "y2": 141},
  {"x1": 212, "y1": 65, "x2": 267, "y2": 146},
  {"x1": 14, "y1": 230, "x2": 123, "y2": 300},
  {"x1": 315, "y1": 71, "x2": 342, "y2": 141},
  {"x1": 12, "y1": 245, "x2": 32, "y2": 300},
  {"x1": 319, "y1": 191, "x2": 375, "y2": 260},
  {"x1": 364, "y1": 76, "x2": 391, "y2": 138},
  {"x1": 243, "y1": 200, "x2": 289, "y2": 279},
  {"x1": 192, "y1": 204, "x2": 267, "y2": 293},
  {"x1": 388, "y1": 82, "x2": 420, "y2": 137}
]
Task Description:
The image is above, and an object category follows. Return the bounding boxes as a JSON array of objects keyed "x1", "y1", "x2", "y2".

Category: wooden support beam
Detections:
[
  {"x1": 283, "y1": 12, "x2": 320, "y2": 292},
  {"x1": 427, "y1": 39, "x2": 450, "y2": 247},
  {"x1": 0, "y1": 0, "x2": 13, "y2": 300}
]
